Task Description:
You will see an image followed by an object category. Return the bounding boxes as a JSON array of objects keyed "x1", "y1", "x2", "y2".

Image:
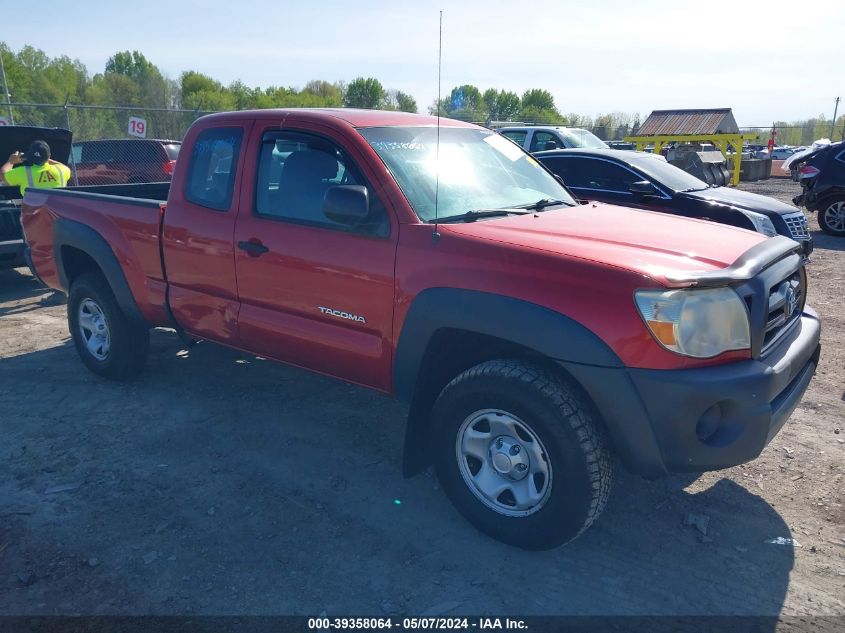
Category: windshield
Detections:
[
  {"x1": 629, "y1": 155, "x2": 710, "y2": 192},
  {"x1": 358, "y1": 126, "x2": 575, "y2": 222},
  {"x1": 559, "y1": 128, "x2": 608, "y2": 149}
]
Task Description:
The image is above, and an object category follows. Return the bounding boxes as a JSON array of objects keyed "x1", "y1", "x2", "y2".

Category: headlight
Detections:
[
  {"x1": 740, "y1": 210, "x2": 777, "y2": 237},
  {"x1": 634, "y1": 288, "x2": 751, "y2": 358}
]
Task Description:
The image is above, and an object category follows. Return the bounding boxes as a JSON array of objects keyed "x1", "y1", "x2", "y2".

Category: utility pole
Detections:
[
  {"x1": 0, "y1": 49, "x2": 13, "y2": 124},
  {"x1": 832, "y1": 96, "x2": 840, "y2": 139}
]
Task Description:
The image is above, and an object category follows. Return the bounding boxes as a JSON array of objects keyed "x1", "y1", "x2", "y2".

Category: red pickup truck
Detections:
[{"x1": 22, "y1": 109, "x2": 821, "y2": 549}]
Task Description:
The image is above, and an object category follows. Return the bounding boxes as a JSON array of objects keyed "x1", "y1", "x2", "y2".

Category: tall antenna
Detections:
[{"x1": 433, "y1": 9, "x2": 443, "y2": 240}]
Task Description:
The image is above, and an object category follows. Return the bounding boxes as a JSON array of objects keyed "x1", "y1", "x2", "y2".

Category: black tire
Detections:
[
  {"x1": 433, "y1": 359, "x2": 612, "y2": 550},
  {"x1": 68, "y1": 272, "x2": 149, "y2": 380},
  {"x1": 817, "y1": 195, "x2": 845, "y2": 236}
]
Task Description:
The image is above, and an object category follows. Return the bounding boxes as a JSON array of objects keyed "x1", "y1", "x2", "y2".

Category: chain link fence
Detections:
[
  {"x1": 3, "y1": 102, "x2": 843, "y2": 187},
  {"x1": 1, "y1": 103, "x2": 213, "y2": 186}
]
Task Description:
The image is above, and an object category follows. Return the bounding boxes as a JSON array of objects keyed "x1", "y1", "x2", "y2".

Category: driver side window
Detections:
[{"x1": 254, "y1": 131, "x2": 389, "y2": 237}]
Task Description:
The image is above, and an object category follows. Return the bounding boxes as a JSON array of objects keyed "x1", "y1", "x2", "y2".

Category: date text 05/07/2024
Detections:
[{"x1": 307, "y1": 617, "x2": 529, "y2": 630}]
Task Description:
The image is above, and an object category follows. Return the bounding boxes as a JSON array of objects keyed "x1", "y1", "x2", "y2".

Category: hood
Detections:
[
  {"x1": 0, "y1": 126, "x2": 73, "y2": 165},
  {"x1": 444, "y1": 201, "x2": 765, "y2": 287},
  {"x1": 681, "y1": 186, "x2": 798, "y2": 216}
]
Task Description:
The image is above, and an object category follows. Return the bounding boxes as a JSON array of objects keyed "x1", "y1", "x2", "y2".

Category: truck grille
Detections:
[
  {"x1": 763, "y1": 271, "x2": 803, "y2": 352},
  {"x1": 782, "y1": 212, "x2": 810, "y2": 240}
]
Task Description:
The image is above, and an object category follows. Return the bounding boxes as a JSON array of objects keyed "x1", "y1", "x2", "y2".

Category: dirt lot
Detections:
[{"x1": 0, "y1": 179, "x2": 843, "y2": 618}]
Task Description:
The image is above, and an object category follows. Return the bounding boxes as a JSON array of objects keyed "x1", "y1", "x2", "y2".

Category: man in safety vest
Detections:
[
  {"x1": 1, "y1": 140, "x2": 71, "y2": 195},
  {"x1": 1, "y1": 140, "x2": 71, "y2": 305}
]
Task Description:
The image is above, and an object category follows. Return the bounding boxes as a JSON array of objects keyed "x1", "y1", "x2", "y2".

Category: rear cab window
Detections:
[{"x1": 185, "y1": 127, "x2": 243, "y2": 211}]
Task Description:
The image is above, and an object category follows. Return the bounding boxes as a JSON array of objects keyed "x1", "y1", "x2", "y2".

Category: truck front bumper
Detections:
[{"x1": 561, "y1": 308, "x2": 821, "y2": 478}]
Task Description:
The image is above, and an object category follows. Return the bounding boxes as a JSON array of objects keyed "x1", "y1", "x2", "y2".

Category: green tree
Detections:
[
  {"x1": 521, "y1": 88, "x2": 557, "y2": 112},
  {"x1": 181, "y1": 71, "x2": 220, "y2": 98},
  {"x1": 89, "y1": 73, "x2": 141, "y2": 106},
  {"x1": 446, "y1": 84, "x2": 483, "y2": 120},
  {"x1": 180, "y1": 71, "x2": 234, "y2": 111},
  {"x1": 519, "y1": 106, "x2": 562, "y2": 124},
  {"x1": 384, "y1": 89, "x2": 417, "y2": 113},
  {"x1": 344, "y1": 77, "x2": 386, "y2": 109},
  {"x1": 482, "y1": 88, "x2": 520, "y2": 122},
  {"x1": 303, "y1": 80, "x2": 343, "y2": 106},
  {"x1": 104, "y1": 51, "x2": 170, "y2": 108},
  {"x1": 394, "y1": 90, "x2": 417, "y2": 113},
  {"x1": 519, "y1": 89, "x2": 561, "y2": 124},
  {"x1": 227, "y1": 80, "x2": 258, "y2": 110}
]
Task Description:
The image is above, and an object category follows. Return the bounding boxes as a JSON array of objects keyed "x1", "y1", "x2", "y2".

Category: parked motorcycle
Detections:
[{"x1": 791, "y1": 140, "x2": 845, "y2": 236}]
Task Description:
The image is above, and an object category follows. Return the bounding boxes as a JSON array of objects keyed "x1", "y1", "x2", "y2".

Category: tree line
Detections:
[
  {"x1": 2, "y1": 42, "x2": 842, "y2": 146},
  {"x1": 0, "y1": 44, "x2": 418, "y2": 114}
]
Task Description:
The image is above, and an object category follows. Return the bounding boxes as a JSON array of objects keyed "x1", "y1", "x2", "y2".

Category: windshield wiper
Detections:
[
  {"x1": 428, "y1": 209, "x2": 531, "y2": 224},
  {"x1": 514, "y1": 198, "x2": 571, "y2": 211}
]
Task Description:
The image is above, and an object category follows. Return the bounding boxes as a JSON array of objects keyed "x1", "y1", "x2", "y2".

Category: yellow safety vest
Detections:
[{"x1": 4, "y1": 162, "x2": 71, "y2": 196}]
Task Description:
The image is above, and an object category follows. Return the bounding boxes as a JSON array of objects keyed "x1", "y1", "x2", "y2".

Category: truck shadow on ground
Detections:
[
  {"x1": 0, "y1": 329, "x2": 794, "y2": 619},
  {"x1": 0, "y1": 268, "x2": 46, "y2": 312}
]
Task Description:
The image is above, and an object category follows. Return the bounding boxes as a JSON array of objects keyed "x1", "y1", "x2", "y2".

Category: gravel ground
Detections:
[{"x1": 0, "y1": 179, "x2": 843, "y2": 619}]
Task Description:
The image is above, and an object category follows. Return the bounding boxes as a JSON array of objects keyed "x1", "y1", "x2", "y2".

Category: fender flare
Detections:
[
  {"x1": 53, "y1": 217, "x2": 147, "y2": 325},
  {"x1": 393, "y1": 288, "x2": 623, "y2": 403},
  {"x1": 394, "y1": 288, "x2": 649, "y2": 477}
]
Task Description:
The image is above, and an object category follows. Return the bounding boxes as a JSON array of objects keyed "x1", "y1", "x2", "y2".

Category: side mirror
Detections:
[
  {"x1": 324, "y1": 185, "x2": 369, "y2": 225},
  {"x1": 543, "y1": 141, "x2": 558, "y2": 151},
  {"x1": 629, "y1": 180, "x2": 659, "y2": 196}
]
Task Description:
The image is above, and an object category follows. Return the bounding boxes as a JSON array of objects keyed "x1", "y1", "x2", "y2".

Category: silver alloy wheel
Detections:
[
  {"x1": 823, "y1": 201, "x2": 845, "y2": 233},
  {"x1": 455, "y1": 409, "x2": 553, "y2": 517},
  {"x1": 78, "y1": 298, "x2": 111, "y2": 361}
]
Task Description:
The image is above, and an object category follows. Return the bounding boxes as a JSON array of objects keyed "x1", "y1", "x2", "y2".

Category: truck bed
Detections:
[
  {"x1": 22, "y1": 184, "x2": 171, "y2": 324},
  {"x1": 2, "y1": 182, "x2": 169, "y2": 272},
  {"x1": 1, "y1": 182, "x2": 170, "y2": 203}
]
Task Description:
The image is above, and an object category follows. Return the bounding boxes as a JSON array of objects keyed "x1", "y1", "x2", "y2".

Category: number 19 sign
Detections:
[{"x1": 128, "y1": 116, "x2": 147, "y2": 138}]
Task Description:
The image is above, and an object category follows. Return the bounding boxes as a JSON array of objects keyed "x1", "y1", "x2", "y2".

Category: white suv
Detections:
[
  {"x1": 770, "y1": 147, "x2": 797, "y2": 160},
  {"x1": 498, "y1": 126, "x2": 609, "y2": 152}
]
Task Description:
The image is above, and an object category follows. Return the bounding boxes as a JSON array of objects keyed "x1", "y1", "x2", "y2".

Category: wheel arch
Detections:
[
  {"x1": 394, "y1": 288, "x2": 624, "y2": 477},
  {"x1": 54, "y1": 218, "x2": 147, "y2": 326},
  {"x1": 818, "y1": 189, "x2": 845, "y2": 207}
]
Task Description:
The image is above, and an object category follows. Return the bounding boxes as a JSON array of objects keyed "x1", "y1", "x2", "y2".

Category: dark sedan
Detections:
[
  {"x1": 791, "y1": 141, "x2": 845, "y2": 236},
  {"x1": 535, "y1": 148, "x2": 812, "y2": 250}
]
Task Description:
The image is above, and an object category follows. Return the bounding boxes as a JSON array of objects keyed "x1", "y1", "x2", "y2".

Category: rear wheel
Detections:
[
  {"x1": 68, "y1": 272, "x2": 149, "y2": 380},
  {"x1": 818, "y1": 196, "x2": 845, "y2": 236},
  {"x1": 433, "y1": 359, "x2": 612, "y2": 549}
]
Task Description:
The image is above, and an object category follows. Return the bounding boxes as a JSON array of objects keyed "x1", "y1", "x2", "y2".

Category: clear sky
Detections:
[{"x1": 3, "y1": 0, "x2": 843, "y2": 125}]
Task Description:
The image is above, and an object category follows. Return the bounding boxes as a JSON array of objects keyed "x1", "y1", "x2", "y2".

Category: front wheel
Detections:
[
  {"x1": 68, "y1": 272, "x2": 150, "y2": 380},
  {"x1": 818, "y1": 196, "x2": 845, "y2": 236},
  {"x1": 433, "y1": 360, "x2": 612, "y2": 549}
]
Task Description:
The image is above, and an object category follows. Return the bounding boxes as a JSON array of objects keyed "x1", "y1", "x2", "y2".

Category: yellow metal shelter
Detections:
[{"x1": 623, "y1": 133, "x2": 760, "y2": 186}]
